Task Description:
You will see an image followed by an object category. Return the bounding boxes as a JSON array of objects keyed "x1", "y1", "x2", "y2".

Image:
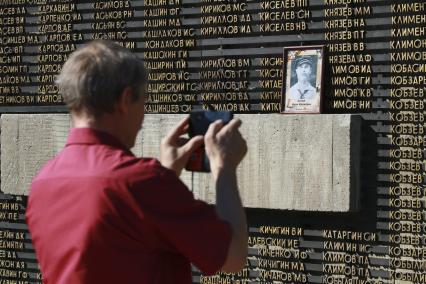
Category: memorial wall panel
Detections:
[{"x1": 0, "y1": 0, "x2": 425, "y2": 283}]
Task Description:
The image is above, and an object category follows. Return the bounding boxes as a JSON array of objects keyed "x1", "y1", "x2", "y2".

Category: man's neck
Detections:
[
  {"x1": 297, "y1": 80, "x2": 310, "y2": 89},
  {"x1": 71, "y1": 113, "x2": 130, "y2": 149}
]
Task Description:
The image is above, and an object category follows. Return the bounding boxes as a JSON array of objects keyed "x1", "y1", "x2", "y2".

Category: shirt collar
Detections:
[{"x1": 66, "y1": 128, "x2": 131, "y2": 152}]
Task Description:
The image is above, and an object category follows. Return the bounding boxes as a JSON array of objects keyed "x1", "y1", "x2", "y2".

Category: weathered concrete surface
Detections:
[
  {"x1": 0, "y1": 114, "x2": 146, "y2": 196},
  {"x1": 142, "y1": 114, "x2": 361, "y2": 212},
  {"x1": 1, "y1": 114, "x2": 361, "y2": 212},
  {"x1": 1, "y1": 114, "x2": 71, "y2": 196}
]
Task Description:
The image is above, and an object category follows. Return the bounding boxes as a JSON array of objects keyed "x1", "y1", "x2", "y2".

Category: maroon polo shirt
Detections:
[{"x1": 26, "y1": 128, "x2": 231, "y2": 284}]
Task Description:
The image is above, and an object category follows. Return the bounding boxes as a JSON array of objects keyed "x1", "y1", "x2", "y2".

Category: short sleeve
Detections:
[{"x1": 130, "y1": 167, "x2": 232, "y2": 275}]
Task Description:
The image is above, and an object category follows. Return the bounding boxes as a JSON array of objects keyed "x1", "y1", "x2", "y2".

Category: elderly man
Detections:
[{"x1": 26, "y1": 40, "x2": 247, "y2": 283}]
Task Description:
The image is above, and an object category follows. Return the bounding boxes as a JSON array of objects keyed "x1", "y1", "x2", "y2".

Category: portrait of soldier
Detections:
[{"x1": 287, "y1": 56, "x2": 317, "y2": 101}]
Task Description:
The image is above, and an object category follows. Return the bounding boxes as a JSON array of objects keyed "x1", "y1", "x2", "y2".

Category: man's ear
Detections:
[{"x1": 116, "y1": 87, "x2": 133, "y2": 115}]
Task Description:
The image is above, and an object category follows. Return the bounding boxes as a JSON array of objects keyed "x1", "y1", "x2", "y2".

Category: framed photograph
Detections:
[{"x1": 280, "y1": 45, "x2": 325, "y2": 114}]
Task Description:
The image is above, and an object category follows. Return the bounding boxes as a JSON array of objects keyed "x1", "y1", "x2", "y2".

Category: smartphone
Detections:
[{"x1": 186, "y1": 111, "x2": 233, "y2": 172}]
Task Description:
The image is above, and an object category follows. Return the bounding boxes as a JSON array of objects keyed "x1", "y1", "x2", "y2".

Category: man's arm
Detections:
[
  {"x1": 160, "y1": 117, "x2": 248, "y2": 273},
  {"x1": 205, "y1": 119, "x2": 248, "y2": 272}
]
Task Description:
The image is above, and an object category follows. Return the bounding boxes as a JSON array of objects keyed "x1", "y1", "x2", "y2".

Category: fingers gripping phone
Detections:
[{"x1": 186, "y1": 111, "x2": 233, "y2": 172}]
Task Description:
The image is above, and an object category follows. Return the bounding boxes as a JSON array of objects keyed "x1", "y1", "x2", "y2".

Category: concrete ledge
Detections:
[
  {"x1": 142, "y1": 114, "x2": 362, "y2": 212},
  {"x1": 1, "y1": 114, "x2": 362, "y2": 212}
]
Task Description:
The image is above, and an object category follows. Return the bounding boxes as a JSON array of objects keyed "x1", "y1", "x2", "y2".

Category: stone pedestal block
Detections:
[{"x1": 1, "y1": 114, "x2": 362, "y2": 212}]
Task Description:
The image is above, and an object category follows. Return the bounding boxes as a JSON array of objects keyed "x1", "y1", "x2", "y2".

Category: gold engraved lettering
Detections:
[
  {"x1": 39, "y1": 13, "x2": 81, "y2": 23},
  {"x1": 39, "y1": 23, "x2": 72, "y2": 33},
  {"x1": 144, "y1": 104, "x2": 180, "y2": 113},
  {"x1": 38, "y1": 3, "x2": 75, "y2": 13},
  {"x1": 390, "y1": 124, "x2": 424, "y2": 135},
  {"x1": 258, "y1": 259, "x2": 305, "y2": 271},
  {"x1": 323, "y1": 264, "x2": 370, "y2": 278},
  {"x1": 388, "y1": 222, "x2": 423, "y2": 233},
  {"x1": 260, "y1": 91, "x2": 281, "y2": 100},
  {"x1": 0, "y1": 75, "x2": 30, "y2": 84},
  {"x1": 248, "y1": 236, "x2": 299, "y2": 248},
  {"x1": 392, "y1": 15, "x2": 426, "y2": 25},
  {"x1": 0, "y1": 7, "x2": 23, "y2": 16},
  {"x1": 258, "y1": 226, "x2": 303, "y2": 235},
  {"x1": 201, "y1": 92, "x2": 249, "y2": 101},
  {"x1": 390, "y1": 148, "x2": 423, "y2": 159},
  {"x1": 259, "y1": 80, "x2": 281, "y2": 89},
  {"x1": 323, "y1": 252, "x2": 369, "y2": 265},
  {"x1": 260, "y1": 0, "x2": 308, "y2": 9},
  {"x1": 333, "y1": 89, "x2": 372, "y2": 98},
  {"x1": 389, "y1": 210, "x2": 423, "y2": 222},
  {"x1": 146, "y1": 60, "x2": 187, "y2": 70},
  {"x1": 37, "y1": 64, "x2": 62, "y2": 73},
  {"x1": 93, "y1": 1, "x2": 130, "y2": 9},
  {"x1": 391, "y1": 3, "x2": 425, "y2": 13},
  {"x1": 325, "y1": 30, "x2": 365, "y2": 41},
  {"x1": 390, "y1": 39, "x2": 426, "y2": 49},
  {"x1": 201, "y1": 3, "x2": 247, "y2": 13},
  {"x1": 143, "y1": 28, "x2": 195, "y2": 38},
  {"x1": 200, "y1": 70, "x2": 249, "y2": 79},
  {"x1": 323, "y1": 230, "x2": 376, "y2": 241},
  {"x1": 390, "y1": 161, "x2": 424, "y2": 171},
  {"x1": 389, "y1": 198, "x2": 423, "y2": 209},
  {"x1": 392, "y1": 63, "x2": 426, "y2": 73},
  {"x1": 201, "y1": 25, "x2": 251, "y2": 36},
  {"x1": 201, "y1": 58, "x2": 250, "y2": 68},
  {"x1": 323, "y1": 241, "x2": 371, "y2": 253},
  {"x1": 324, "y1": 6, "x2": 371, "y2": 17},
  {"x1": 202, "y1": 103, "x2": 250, "y2": 112},
  {"x1": 261, "y1": 103, "x2": 280, "y2": 111},
  {"x1": 390, "y1": 112, "x2": 425, "y2": 122},
  {"x1": 332, "y1": 76, "x2": 371, "y2": 85},
  {"x1": 44, "y1": 33, "x2": 83, "y2": 43},
  {"x1": 260, "y1": 22, "x2": 306, "y2": 32},
  {"x1": 389, "y1": 186, "x2": 425, "y2": 197},
  {"x1": 94, "y1": 10, "x2": 133, "y2": 20},
  {"x1": 149, "y1": 72, "x2": 190, "y2": 81},
  {"x1": 0, "y1": 240, "x2": 23, "y2": 249},
  {"x1": 37, "y1": 85, "x2": 59, "y2": 95},
  {"x1": 392, "y1": 27, "x2": 426, "y2": 37},
  {"x1": 38, "y1": 44, "x2": 76, "y2": 54},
  {"x1": 0, "y1": 55, "x2": 21, "y2": 63},
  {"x1": 145, "y1": 39, "x2": 195, "y2": 49},
  {"x1": 391, "y1": 88, "x2": 425, "y2": 98},
  {"x1": 92, "y1": 21, "x2": 126, "y2": 30},
  {"x1": 332, "y1": 65, "x2": 371, "y2": 74},
  {"x1": 327, "y1": 42, "x2": 365, "y2": 52},
  {"x1": 259, "y1": 69, "x2": 282, "y2": 78},
  {"x1": 325, "y1": 18, "x2": 365, "y2": 29},
  {"x1": 258, "y1": 269, "x2": 307, "y2": 282},
  {"x1": 389, "y1": 99, "x2": 424, "y2": 110},
  {"x1": 0, "y1": 65, "x2": 28, "y2": 74},
  {"x1": 0, "y1": 86, "x2": 20, "y2": 95},
  {"x1": 199, "y1": 81, "x2": 249, "y2": 91},
  {"x1": 0, "y1": 26, "x2": 24, "y2": 35},
  {"x1": 390, "y1": 173, "x2": 423, "y2": 184},
  {"x1": 260, "y1": 57, "x2": 283, "y2": 67},
  {"x1": 36, "y1": 94, "x2": 62, "y2": 103},
  {"x1": 0, "y1": 260, "x2": 26, "y2": 269},
  {"x1": 333, "y1": 100, "x2": 371, "y2": 109},
  {"x1": 0, "y1": 250, "x2": 17, "y2": 259}
]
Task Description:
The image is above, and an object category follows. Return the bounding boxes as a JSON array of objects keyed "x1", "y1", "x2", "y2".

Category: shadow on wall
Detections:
[{"x1": 247, "y1": 119, "x2": 378, "y2": 232}]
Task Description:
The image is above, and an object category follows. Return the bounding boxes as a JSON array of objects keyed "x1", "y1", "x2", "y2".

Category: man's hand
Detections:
[
  {"x1": 204, "y1": 118, "x2": 247, "y2": 178},
  {"x1": 160, "y1": 117, "x2": 204, "y2": 176}
]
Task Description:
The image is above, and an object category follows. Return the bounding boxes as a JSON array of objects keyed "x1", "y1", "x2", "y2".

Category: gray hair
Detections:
[{"x1": 56, "y1": 40, "x2": 147, "y2": 116}]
